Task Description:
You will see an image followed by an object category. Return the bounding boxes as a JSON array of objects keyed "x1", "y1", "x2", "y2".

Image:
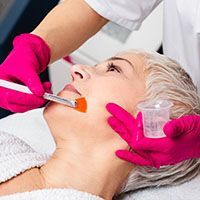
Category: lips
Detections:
[{"x1": 63, "y1": 84, "x2": 81, "y2": 95}]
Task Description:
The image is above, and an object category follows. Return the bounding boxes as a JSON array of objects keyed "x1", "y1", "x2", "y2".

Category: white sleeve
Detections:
[
  {"x1": 0, "y1": 189, "x2": 103, "y2": 200},
  {"x1": 84, "y1": 0, "x2": 162, "y2": 30}
]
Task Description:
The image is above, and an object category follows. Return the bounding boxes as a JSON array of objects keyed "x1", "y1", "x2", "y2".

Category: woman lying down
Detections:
[{"x1": 0, "y1": 50, "x2": 200, "y2": 200}]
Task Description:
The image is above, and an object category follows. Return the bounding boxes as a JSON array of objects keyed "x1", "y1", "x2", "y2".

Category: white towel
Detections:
[
  {"x1": 0, "y1": 189, "x2": 103, "y2": 200},
  {"x1": 0, "y1": 108, "x2": 55, "y2": 155},
  {"x1": 0, "y1": 109, "x2": 200, "y2": 200},
  {"x1": 0, "y1": 131, "x2": 49, "y2": 183}
]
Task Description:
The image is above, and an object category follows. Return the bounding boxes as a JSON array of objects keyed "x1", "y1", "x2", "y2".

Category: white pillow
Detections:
[{"x1": 0, "y1": 109, "x2": 199, "y2": 200}]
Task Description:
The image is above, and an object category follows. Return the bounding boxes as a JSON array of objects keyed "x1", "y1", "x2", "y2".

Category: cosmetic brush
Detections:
[{"x1": 0, "y1": 79, "x2": 87, "y2": 113}]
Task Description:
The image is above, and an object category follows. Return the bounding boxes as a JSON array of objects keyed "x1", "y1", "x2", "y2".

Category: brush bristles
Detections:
[{"x1": 75, "y1": 97, "x2": 87, "y2": 113}]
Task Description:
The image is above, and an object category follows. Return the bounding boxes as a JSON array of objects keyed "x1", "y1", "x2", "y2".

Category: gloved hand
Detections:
[
  {"x1": 106, "y1": 103, "x2": 200, "y2": 168},
  {"x1": 0, "y1": 81, "x2": 52, "y2": 113},
  {"x1": 0, "y1": 33, "x2": 51, "y2": 112}
]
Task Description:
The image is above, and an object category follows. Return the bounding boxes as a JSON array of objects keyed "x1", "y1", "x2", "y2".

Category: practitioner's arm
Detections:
[
  {"x1": 32, "y1": 0, "x2": 108, "y2": 63},
  {"x1": 0, "y1": 0, "x2": 108, "y2": 113}
]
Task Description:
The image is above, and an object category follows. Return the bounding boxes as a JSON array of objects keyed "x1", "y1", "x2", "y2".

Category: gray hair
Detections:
[{"x1": 116, "y1": 49, "x2": 200, "y2": 197}]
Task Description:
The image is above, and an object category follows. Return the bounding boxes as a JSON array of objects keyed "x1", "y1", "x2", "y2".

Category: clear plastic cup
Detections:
[{"x1": 137, "y1": 100, "x2": 173, "y2": 138}]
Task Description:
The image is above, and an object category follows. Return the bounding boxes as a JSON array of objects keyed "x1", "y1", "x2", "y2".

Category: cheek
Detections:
[
  {"x1": 87, "y1": 75, "x2": 145, "y2": 117},
  {"x1": 86, "y1": 78, "x2": 135, "y2": 111}
]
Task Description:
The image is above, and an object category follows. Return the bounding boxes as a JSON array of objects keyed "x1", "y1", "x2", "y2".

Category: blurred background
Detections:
[{"x1": 0, "y1": 0, "x2": 163, "y2": 118}]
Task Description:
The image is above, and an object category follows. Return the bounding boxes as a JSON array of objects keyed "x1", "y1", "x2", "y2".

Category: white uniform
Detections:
[{"x1": 84, "y1": 0, "x2": 200, "y2": 93}]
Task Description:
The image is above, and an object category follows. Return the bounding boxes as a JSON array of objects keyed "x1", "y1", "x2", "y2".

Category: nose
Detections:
[{"x1": 70, "y1": 64, "x2": 91, "y2": 81}]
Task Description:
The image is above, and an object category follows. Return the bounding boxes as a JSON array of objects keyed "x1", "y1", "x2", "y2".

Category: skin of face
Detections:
[{"x1": 43, "y1": 53, "x2": 146, "y2": 148}]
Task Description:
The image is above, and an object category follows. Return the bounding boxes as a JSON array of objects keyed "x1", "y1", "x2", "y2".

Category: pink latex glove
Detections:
[
  {"x1": 0, "y1": 33, "x2": 51, "y2": 112},
  {"x1": 0, "y1": 81, "x2": 52, "y2": 113},
  {"x1": 106, "y1": 103, "x2": 200, "y2": 168}
]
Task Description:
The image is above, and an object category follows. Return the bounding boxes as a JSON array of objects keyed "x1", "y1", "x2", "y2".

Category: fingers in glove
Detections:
[
  {"x1": 7, "y1": 89, "x2": 46, "y2": 106},
  {"x1": 107, "y1": 116, "x2": 131, "y2": 142},
  {"x1": 43, "y1": 81, "x2": 52, "y2": 94},
  {"x1": 107, "y1": 112, "x2": 144, "y2": 146},
  {"x1": 106, "y1": 103, "x2": 137, "y2": 131},
  {"x1": 0, "y1": 68, "x2": 9, "y2": 80},
  {"x1": 134, "y1": 112, "x2": 144, "y2": 141},
  {"x1": 19, "y1": 71, "x2": 45, "y2": 96},
  {"x1": 164, "y1": 115, "x2": 200, "y2": 138},
  {"x1": 163, "y1": 117, "x2": 186, "y2": 138},
  {"x1": 136, "y1": 112, "x2": 143, "y2": 129},
  {"x1": 134, "y1": 136, "x2": 172, "y2": 152},
  {"x1": 0, "y1": 86, "x2": 10, "y2": 110},
  {"x1": 116, "y1": 150, "x2": 153, "y2": 167},
  {"x1": 0, "y1": 67, "x2": 45, "y2": 96}
]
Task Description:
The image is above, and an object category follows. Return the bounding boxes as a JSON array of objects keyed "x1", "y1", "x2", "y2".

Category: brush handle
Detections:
[
  {"x1": 0, "y1": 79, "x2": 32, "y2": 94},
  {"x1": 0, "y1": 79, "x2": 76, "y2": 108},
  {"x1": 43, "y1": 93, "x2": 76, "y2": 107}
]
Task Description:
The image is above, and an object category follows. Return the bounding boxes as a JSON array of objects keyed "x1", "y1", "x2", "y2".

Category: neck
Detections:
[{"x1": 39, "y1": 127, "x2": 133, "y2": 199}]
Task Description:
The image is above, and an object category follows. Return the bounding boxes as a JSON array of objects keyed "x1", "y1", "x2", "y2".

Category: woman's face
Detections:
[{"x1": 44, "y1": 52, "x2": 146, "y2": 133}]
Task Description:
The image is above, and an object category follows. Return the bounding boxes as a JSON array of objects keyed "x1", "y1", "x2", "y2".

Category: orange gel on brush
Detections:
[{"x1": 75, "y1": 97, "x2": 87, "y2": 113}]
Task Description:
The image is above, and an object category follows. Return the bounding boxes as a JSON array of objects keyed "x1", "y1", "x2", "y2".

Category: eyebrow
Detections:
[{"x1": 107, "y1": 56, "x2": 135, "y2": 70}]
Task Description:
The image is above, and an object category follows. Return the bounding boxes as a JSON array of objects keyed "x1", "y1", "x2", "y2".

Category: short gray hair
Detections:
[{"x1": 116, "y1": 50, "x2": 200, "y2": 197}]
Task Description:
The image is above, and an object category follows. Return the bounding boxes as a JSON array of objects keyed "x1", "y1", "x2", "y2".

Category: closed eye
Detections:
[{"x1": 106, "y1": 62, "x2": 121, "y2": 73}]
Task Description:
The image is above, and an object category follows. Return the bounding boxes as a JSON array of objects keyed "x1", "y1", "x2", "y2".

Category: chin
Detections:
[
  {"x1": 43, "y1": 100, "x2": 78, "y2": 118},
  {"x1": 43, "y1": 94, "x2": 86, "y2": 124}
]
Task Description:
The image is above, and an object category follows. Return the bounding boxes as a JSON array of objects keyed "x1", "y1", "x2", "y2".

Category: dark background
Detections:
[{"x1": 0, "y1": 0, "x2": 59, "y2": 118}]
